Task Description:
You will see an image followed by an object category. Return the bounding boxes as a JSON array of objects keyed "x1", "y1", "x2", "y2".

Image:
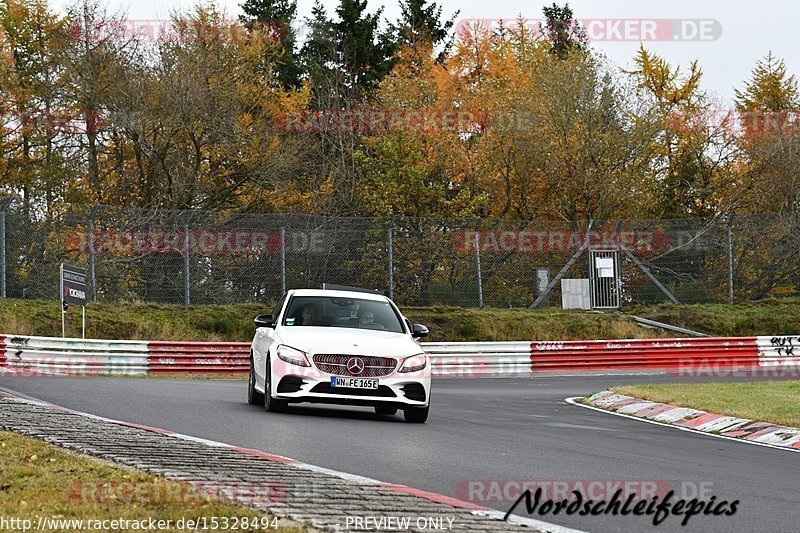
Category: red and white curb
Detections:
[
  {"x1": 0, "y1": 388, "x2": 582, "y2": 533},
  {"x1": 567, "y1": 391, "x2": 800, "y2": 453}
]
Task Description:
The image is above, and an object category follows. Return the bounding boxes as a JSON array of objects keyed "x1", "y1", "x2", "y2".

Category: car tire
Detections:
[
  {"x1": 264, "y1": 354, "x2": 288, "y2": 413},
  {"x1": 403, "y1": 405, "x2": 429, "y2": 423},
  {"x1": 248, "y1": 355, "x2": 264, "y2": 405},
  {"x1": 374, "y1": 405, "x2": 397, "y2": 416}
]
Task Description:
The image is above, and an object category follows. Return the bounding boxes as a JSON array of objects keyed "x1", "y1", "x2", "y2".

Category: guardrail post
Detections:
[
  {"x1": 388, "y1": 216, "x2": 394, "y2": 300},
  {"x1": 727, "y1": 214, "x2": 734, "y2": 305}
]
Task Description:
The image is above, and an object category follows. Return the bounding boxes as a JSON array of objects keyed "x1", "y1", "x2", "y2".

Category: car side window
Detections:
[{"x1": 271, "y1": 294, "x2": 287, "y2": 322}]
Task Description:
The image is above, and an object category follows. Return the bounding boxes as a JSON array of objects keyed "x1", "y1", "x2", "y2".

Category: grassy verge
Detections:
[
  {"x1": 0, "y1": 430, "x2": 299, "y2": 531},
  {"x1": 1, "y1": 297, "x2": 800, "y2": 343},
  {"x1": 628, "y1": 298, "x2": 800, "y2": 338},
  {"x1": 0, "y1": 298, "x2": 675, "y2": 342},
  {"x1": 611, "y1": 381, "x2": 800, "y2": 428}
]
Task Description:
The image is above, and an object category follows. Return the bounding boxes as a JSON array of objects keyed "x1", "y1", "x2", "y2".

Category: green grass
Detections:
[
  {"x1": 0, "y1": 430, "x2": 300, "y2": 531},
  {"x1": 1, "y1": 297, "x2": 800, "y2": 343},
  {"x1": 612, "y1": 381, "x2": 800, "y2": 428},
  {"x1": 628, "y1": 298, "x2": 800, "y2": 338},
  {"x1": 0, "y1": 298, "x2": 671, "y2": 342},
  {"x1": 402, "y1": 307, "x2": 667, "y2": 342}
]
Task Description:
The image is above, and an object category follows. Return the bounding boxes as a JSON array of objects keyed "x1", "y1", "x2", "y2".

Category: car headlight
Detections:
[
  {"x1": 276, "y1": 345, "x2": 311, "y2": 367},
  {"x1": 399, "y1": 353, "x2": 427, "y2": 373}
]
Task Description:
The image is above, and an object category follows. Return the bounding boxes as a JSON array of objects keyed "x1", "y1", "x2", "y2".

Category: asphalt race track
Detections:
[{"x1": 1, "y1": 373, "x2": 796, "y2": 532}]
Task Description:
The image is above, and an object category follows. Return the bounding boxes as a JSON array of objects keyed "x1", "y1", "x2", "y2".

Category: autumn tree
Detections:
[
  {"x1": 59, "y1": 0, "x2": 135, "y2": 204},
  {"x1": 735, "y1": 52, "x2": 800, "y2": 213},
  {"x1": 626, "y1": 46, "x2": 739, "y2": 217},
  {"x1": 0, "y1": 0, "x2": 67, "y2": 212}
]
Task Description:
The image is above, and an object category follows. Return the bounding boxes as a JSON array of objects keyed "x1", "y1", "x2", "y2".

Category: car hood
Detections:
[{"x1": 276, "y1": 326, "x2": 422, "y2": 358}]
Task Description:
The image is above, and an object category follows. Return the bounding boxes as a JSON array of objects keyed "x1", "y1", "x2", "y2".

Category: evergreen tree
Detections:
[
  {"x1": 299, "y1": 0, "x2": 337, "y2": 101},
  {"x1": 334, "y1": 0, "x2": 394, "y2": 93},
  {"x1": 240, "y1": 0, "x2": 301, "y2": 88},
  {"x1": 393, "y1": 0, "x2": 458, "y2": 61},
  {"x1": 541, "y1": 3, "x2": 587, "y2": 59}
]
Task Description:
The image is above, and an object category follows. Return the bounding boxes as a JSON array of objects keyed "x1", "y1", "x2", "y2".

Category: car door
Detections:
[{"x1": 254, "y1": 293, "x2": 287, "y2": 388}]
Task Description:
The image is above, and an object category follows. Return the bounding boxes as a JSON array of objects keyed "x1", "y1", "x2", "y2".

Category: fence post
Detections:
[
  {"x1": 0, "y1": 209, "x2": 5, "y2": 299},
  {"x1": 475, "y1": 222, "x2": 483, "y2": 308},
  {"x1": 88, "y1": 205, "x2": 99, "y2": 302},
  {"x1": 727, "y1": 214, "x2": 734, "y2": 305},
  {"x1": 0, "y1": 197, "x2": 14, "y2": 298},
  {"x1": 280, "y1": 217, "x2": 287, "y2": 295},
  {"x1": 183, "y1": 211, "x2": 196, "y2": 306},
  {"x1": 388, "y1": 216, "x2": 394, "y2": 300}
]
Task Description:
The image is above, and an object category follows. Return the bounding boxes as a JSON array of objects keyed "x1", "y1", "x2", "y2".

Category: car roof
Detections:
[{"x1": 289, "y1": 288, "x2": 391, "y2": 303}]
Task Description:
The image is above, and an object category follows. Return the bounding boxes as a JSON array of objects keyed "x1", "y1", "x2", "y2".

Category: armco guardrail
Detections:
[
  {"x1": 422, "y1": 342, "x2": 533, "y2": 376},
  {"x1": 1, "y1": 334, "x2": 799, "y2": 377},
  {"x1": 1, "y1": 334, "x2": 150, "y2": 375},
  {"x1": 148, "y1": 341, "x2": 249, "y2": 374},
  {"x1": 529, "y1": 338, "x2": 760, "y2": 372}
]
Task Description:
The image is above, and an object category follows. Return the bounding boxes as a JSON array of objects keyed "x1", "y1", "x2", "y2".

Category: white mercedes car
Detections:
[{"x1": 247, "y1": 287, "x2": 432, "y2": 423}]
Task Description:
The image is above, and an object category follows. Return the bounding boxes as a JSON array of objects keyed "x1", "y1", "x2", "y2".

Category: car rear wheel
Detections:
[
  {"x1": 374, "y1": 405, "x2": 397, "y2": 416},
  {"x1": 264, "y1": 354, "x2": 288, "y2": 413},
  {"x1": 403, "y1": 405, "x2": 429, "y2": 423},
  {"x1": 247, "y1": 355, "x2": 264, "y2": 405}
]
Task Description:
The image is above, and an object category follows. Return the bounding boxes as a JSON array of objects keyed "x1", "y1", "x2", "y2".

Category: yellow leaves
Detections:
[{"x1": 627, "y1": 45, "x2": 704, "y2": 111}]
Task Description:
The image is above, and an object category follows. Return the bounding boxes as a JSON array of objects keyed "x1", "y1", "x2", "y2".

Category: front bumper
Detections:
[{"x1": 271, "y1": 367, "x2": 431, "y2": 407}]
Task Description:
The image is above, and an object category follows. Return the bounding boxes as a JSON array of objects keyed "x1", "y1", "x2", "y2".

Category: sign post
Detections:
[
  {"x1": 60, "y1": 264, "x2": 88, "y2": 338},
  {"x1": 534, "y1": 268, "x2": 550, "y2": 307}
]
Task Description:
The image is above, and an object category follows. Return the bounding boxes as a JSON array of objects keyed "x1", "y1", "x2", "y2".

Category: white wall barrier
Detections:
[
  {"x1": 756, "y1": 335, "x2": 800, "y2": 367},
  {"x1": 1, "y1": 334, "x2": 149, "y2": 375}
]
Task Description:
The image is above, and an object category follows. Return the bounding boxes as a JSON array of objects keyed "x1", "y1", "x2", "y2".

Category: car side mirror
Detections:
[
  {"x1": 254, "y1": 314, "x2": 275, "y2": 329},
  {"x1": 411, "y1": 323, "x2": 429, "y2": 338}
]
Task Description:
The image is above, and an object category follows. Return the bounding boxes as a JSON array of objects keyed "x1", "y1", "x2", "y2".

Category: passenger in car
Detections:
[{"x1": 358, "y1": 309, "x2": 375, "y2": 326}]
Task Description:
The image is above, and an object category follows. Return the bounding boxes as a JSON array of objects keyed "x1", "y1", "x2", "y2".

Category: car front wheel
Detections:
[
  {"x1": 247, "y1": 354, "x2": 264, "y2": 405},
  {"x1": 264, "y1": 354, "x2": 288, "y2": 413},
  {"x1": 403, "y1": 405, "x2": 429, "y2": 423}
]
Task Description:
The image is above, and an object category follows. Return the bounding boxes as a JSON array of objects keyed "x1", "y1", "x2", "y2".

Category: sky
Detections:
[{"x1": 51, "y1": 0, "x2": 798, "y2": 106}]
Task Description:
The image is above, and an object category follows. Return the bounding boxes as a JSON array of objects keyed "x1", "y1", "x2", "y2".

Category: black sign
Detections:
[{"x1": 61, "y1": 264, "x2": 87, "y2": 306}]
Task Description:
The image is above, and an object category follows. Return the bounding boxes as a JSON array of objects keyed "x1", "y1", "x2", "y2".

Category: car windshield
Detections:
[{"x1": 282, "y1": 296, "x2": 405, "y2": 333}]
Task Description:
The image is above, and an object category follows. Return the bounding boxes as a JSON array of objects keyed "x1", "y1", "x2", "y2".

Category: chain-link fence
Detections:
[{"x1": 0, "y1": 200, "x2": 798, "y2": 308}]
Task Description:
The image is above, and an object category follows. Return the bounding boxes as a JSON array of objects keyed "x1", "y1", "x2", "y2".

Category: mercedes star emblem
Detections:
[{"x1": 347, "y1": 357, "x2": 365, "y2": 375}]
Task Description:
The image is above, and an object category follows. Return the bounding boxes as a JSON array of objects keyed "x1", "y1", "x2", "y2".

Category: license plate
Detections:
[{"x1": 331, "y1": 377, "x2": 379, "y2": 389}]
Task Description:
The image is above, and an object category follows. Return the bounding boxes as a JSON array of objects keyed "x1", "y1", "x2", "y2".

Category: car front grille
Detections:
[
  {"x1": 312, "y1": 354, "x2": 397, "y2": 377},
  {"x1": 310, "y1": 383, "x2": 397, "y2": 397}
]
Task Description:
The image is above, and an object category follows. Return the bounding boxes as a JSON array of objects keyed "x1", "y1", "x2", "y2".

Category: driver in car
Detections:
[
  {"x1": 358, "y1": 308, "x2": 379, "y2": 328},
  {"x1": 299, "y1": 304, "x2": 318, "y2": 325}
]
